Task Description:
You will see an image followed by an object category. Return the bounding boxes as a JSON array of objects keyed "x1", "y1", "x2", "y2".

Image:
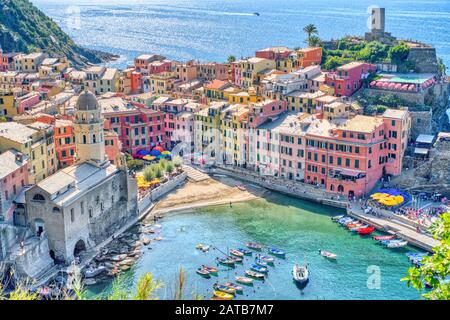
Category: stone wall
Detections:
[
  {"x1": 404, "y1": 47, "x2": 438, "y2": 74},
  {"x1": 409, "y1": 110, "x2": 433, "y2": 139},
  {"x1": 14, "y1": 233, "x2": 54, "y2": 279}
]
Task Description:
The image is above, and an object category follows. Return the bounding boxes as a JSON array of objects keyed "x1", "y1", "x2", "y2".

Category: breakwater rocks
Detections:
[{"x1": 82, "y1": 222, "x2": 161, "y2": 286}]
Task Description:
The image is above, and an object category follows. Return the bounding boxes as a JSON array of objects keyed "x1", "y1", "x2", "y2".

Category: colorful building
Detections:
[
  {"x1": 234, "y1": 57, "x2": 276, "y2": 89},
  {"x1": 297, "y1": 47, "x2": 323, "y2": 68},
  {"x1": 325, "y1": 62, "x2": 376, "y2": 97},
  {"x1": 54, "y1": 119, "x2": 76, "y2": 168}
]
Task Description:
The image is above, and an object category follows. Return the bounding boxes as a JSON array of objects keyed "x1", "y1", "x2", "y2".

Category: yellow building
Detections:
[
  {"x1": 237, "y1": 57, "x2": 276, "y2": 89},
  {"x1": 228, "y1": 88, "x2": 263, "y2": 104},
  {"x1": 0, "y1": 71, "x2": 18, "y2": 92},
  {"x1": 203, "y1": 80, "x2": 240, "y2": 102},
  {"x1": 38, "y1": 57, "x2": 70, "y2": 79},
  {"x1": 149, "y1": 72, "x2": 178, "y2": 95},
  {"x1": 0, "y1": 122, "x2": 57, "y2": 183},
  {"x1": 0, "y1": 92, "x2": 14, "y2": 117},
  {"x1": 14, "y1": 53, "x2": 47, "y2": 73},
  {"x1": 276, "y1": 55, "x2": 299, "y2": 73},
  {"x1": 285, "y1": 90, "x2": 326, "y2": 113}
]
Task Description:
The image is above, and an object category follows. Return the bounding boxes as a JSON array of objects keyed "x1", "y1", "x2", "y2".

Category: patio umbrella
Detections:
[
  {"x1": 143, "y1": 155, "x2": 156, "y2": 161},
  {"x1": 162, "y1": 151, "x2": 171, "y2": 155},
  {"x1": 150, "y1": 149, "x2": 161, "y2": 157},
  {"x1": 153, "y1": 146, "x2": 165, "y2": 153}
]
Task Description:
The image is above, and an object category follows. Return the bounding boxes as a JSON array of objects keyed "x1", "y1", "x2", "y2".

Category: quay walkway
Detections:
[{"x1": 212, "y1": 164, "x2": 439, "y2": 253}]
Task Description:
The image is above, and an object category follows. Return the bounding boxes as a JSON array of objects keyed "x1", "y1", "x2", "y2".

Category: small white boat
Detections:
[
  {"x1": 387, "y1": 240, "x2": 408, "y2": 248},
  {"x1": 293, "y1": 264, "x2": 309, "y2": 285},
  {"x1": 331, "y1": 215, "x2": 345, "y2": 221},
  {"x1": 319, "y1": 250, "x2": 337, "y2": 260}
]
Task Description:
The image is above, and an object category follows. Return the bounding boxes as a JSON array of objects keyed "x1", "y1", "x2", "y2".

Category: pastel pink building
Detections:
[
  {"x1": 14, "y1": 91, "x2": 41, "y2": 114},
  {"x1": 325, "y1": 62, "x2": 377, "y2": 97},
  {"x1": 248, "y1": 99, "x2": 288, "y2": 128},
  {"x1": 0, "y1": 149, "x2": 29, "y2": 222}
]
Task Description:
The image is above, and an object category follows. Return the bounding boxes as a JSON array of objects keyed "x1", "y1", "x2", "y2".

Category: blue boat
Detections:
[
  {"x1": 268, "y1": 248, "x2": 286, "y2": 258},
  {"x1": 237, "y1": 248, "x2": 252, "y2": 256},
  {"x1": 250, "y1": 264, "x2": 268, "y2": 273},
  {"x1": 259, "y1": 255, "x2": 275, "y2": 264},
  {"x1": 255, "y1": 259, "x2": 268, "y2": 267}
]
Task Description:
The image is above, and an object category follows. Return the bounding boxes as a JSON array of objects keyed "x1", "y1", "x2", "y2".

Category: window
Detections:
[
  {"x1": 345, "y1": 158, "x2": 350, "y2": 167},
  {"x1": 81, "y1": 202, "x2": 84, "y2": 215},
  {"x1": 71, "y1": 208, "x2": 75, "y2": 222},
  {"x1": 355, "y1": 160, "x2": 360, "y2": 168},
  {"x1": 32, "y1": 194, "x2": 45, "y2": 202}
]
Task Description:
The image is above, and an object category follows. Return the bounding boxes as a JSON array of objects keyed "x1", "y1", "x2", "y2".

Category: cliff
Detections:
[{"x1": 0, "y1": 0, "x2": 117, "y2": 67}]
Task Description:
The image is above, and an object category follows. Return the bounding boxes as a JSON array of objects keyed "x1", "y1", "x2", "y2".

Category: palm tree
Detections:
[
  {"x1": 227, "y1": 55, "x2": 236, "y2": 63},
  {"x1": 303, "y1": 24, "x2": 318, "y2": 47},
  {"x1": 308, "y1": 35, "x2": 322, "y2": 47}
]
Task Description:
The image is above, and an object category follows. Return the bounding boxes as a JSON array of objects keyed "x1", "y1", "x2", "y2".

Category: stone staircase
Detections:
[{"x1": 182, "y1": 165, "x2": 210, "y2": 182}]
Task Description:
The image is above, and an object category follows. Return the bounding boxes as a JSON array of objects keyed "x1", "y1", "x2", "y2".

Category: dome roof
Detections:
[{"x1": 76, "y1": 90, "x2": 99, "y2": 111}]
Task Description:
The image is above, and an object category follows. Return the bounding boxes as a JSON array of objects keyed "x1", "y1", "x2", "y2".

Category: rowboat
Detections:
[
  {"x1": 213, "y1": 291, "x2": 234, "y2": 300},
  {"x1": 246, "y1": 242, "x2": 264, "y2": 250},
  {"x1": 255, "y1": 259, "x2": 268, "y2": 267},
  {"x1": 237, "y1": 248, "x2": 252, "y2": 255},
  {"x1": 224, "y1": 282, "x2": 243, "y2": 292},
  {"x1": 230, "y1": 256, "x2": 243, "y2": 264},
  {"x1": 350, "y1": 224, "x2": 368, "y2": 232},
  {"x1": 319, "y1": 250, "x2": 337, "y2": 260},
  {"x1": 201, "y1": 265, "x2": 218, "y2": 274},
  {"x1": 196, "y1": 268, "x2": 211, "y2": 278},
  {"x1": 230, "y1": 249, "x2": 244, "y2": 257},
  {"x1": 214, "y1": 284, "x2": 236, "y2": 294},
  {"x1": 292, "y1": 264, "x2": 309, "y2": 285},
  {"x1": 245, "y1": 269, "x2": 265, "y2": 279},
  {"x1": 346, "y1": 222, "x2": 362, "y2": 229},
  {"x1": 236, "y1": 184, "x2": 247, "y2": 191},
  {"x1": 250, "y1": 264, "x2": 268, "y2": 273},
  {"x1": 268, "y1": 248, "x2": 286, "y2": 258},
  {"x1": 387, "y1": 240, "x2": 408, "y2": 248},
  {"x1": 380, "y1": 239, "x2": 402, "y2": 245},
  {"x1": 338, "y1": 217, "x2": 354, "y2": 225},
  {"x1": 406, "y1": 252, "x2": 428, "y2": 261},
  {"x1": 259, "y1": 255, "x2": 275, "y2": 264},
  {"x1": 373, "y1": 235, "x2": 396, "y2": 241},
  {"x1": 218, "y1": 258, "x2": 235, "y2": 266},
  {"x1": 331, "y1": 215, "x2": 345, "y2": 221},
  {"x1": 235, "y1": 276, "x2": 254, "y2": 285},
  {"x1": 358, "y1": 226, "x2": 375, "y2": 235}
]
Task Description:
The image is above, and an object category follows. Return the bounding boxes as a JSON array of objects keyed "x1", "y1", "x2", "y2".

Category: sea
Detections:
[{"x1": 33, "y1": 0, "x2": 450, "y2": 69}]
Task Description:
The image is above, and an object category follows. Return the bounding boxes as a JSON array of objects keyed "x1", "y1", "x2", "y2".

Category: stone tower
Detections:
[{"x1": 74, "y1": 90, "x2": 107, "y2": 166}]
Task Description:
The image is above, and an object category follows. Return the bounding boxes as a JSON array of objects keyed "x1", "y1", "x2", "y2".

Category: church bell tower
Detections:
[{"x1": 74, "y1": 90, "x2": 107, "y2": 166}]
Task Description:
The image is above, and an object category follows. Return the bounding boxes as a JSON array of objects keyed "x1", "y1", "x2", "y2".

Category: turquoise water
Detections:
[
  {"x1": 86, "y1": 193, "x2": 421, "y2": 300},
  {"x1": 34, "y1": 0, "x2": 450, "y2": 68}
]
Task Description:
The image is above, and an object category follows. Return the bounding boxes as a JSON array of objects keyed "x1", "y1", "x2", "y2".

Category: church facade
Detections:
[{"x1": 23, "y1": 91, "x2": 138, "y2": 262}]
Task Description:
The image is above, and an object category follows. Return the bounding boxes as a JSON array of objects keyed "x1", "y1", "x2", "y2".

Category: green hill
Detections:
[{"x1": 0, "y1": 0, "x2": 117, "y2": 67}]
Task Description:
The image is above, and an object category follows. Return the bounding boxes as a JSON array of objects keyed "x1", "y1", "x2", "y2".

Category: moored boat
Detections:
[
  {"x1": 237, "y1": 248, "x2": 252, "y2": 255},
  {"x1": 246, "y1": 242, "x2": 264, "y2": 250},
  {"x1": 331, "y1": 215, "x2": 345, "y2": 221},
  {"x1": 224, "y1": 282, "x2": 244, "y2": 292},
  {"x1": 350, "y1": 224, "x2": 368, "y2": 232},
  {"x1": 358, "y1": 226, "x2": 375, "y2": 235},
  {"x1": 250, "y1": 264, "x2": 268, "y2": 273},
  {"x1": 214, "y1": 284, "x2": 236, "y2": 294},
  {"x1": 387, "y1": 240, "x2": 408, "y2": 248},
  {"x1": 255, "y1": 259, "x2": 268, "y2": 267},
  {"x1": 196, "y1": 268, "x2": 211, "y2": 278},
  {"x1": 259, "y1": 255, "x2": 275, "y2": 264},
  {"x1": 218, "y1": 258, "x2": 235, "y2": 266},
  {"x1": 245, "y1": 269, "x2": 265, "y2": 279},
  {"x1": 373, "y1": 235, "x2": 396, "y2": 241},
  {"x1": 201, "y1": 265, "x2": 218, "y2": 274},
  {"x1": 268, "y1": 248, "x2": 286, "y2": 258},
  {"x1": 292, "y1": 263, "x2": 309, "y2": 285},
  {"x1": 230, "y1": 256, "x2": 243, "y2": 264},
  {"x1": 235, "y1": 276, "x2": 254, "y2": 285},
  {"x1": 213, "y1": 290, "x2": 234, "y2": 300},
  {"x1": 230, "y1": 249, "x2": 244, "y2": 257},
  {"x1": 319, "y1": 250, "x2": 337, "y2": 260}
]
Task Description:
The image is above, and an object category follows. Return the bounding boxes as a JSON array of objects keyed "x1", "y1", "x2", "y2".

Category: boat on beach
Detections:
[
  {"x1": 292, "y1": 263, "x2": 309, "y2": 285},
  {"x1": 268, "y1": 248, "x2": 286, "y2": 258},
  {"x1": 213, "y1": 291, "x2": 234, "y2": 300},
  {"x1": 236, "y1": 184, "x2": 247, "y2": 191},
  {"x1": 245, "y1": 269, "x2": 265, "y2": 279},
  {"x1": 230, "y1": 249, "x2": 244, "y2": 257},
  {"x1": 319, "y1": 250, "x2": 337, "y2": 260},
  {"x1": 235, "y1": 276, "x2": 254, "y2": 285},
  {"x1": 246, "y1": 242, "x2": 264, "y2": 250}
]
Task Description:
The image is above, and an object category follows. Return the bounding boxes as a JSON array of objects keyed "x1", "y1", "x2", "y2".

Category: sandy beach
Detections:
[{"x1": 150, "y1": 174, "x2": 267, "y2": 216}]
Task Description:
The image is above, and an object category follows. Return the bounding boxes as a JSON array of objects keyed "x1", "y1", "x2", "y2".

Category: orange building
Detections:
[
  {"x1": 54, "y1": 119, "x2": 76, "y2": 168},
  {"x1": 297, "y1": 47, "x2": 323, "y2": 68}
]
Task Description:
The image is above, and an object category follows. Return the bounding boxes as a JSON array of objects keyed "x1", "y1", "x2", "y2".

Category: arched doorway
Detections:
[
  {"x1": 34, "y1": 219, "x2": 45, "y2": 237},
  {"x1": 73, "y1": 239, "x2": 86, "y2": 257},
  {"x1": 337, "y1": 185, "x2": 344, "y2": 193},
  {"x1": 348, "y1": 190, "x2": 355, "y2": 198}
]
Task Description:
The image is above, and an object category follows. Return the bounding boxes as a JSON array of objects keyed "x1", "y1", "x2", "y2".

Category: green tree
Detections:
[
  {"x1": 303, "y1": 24, "x2": 318, "y2": 47},
  {"x1": 127, "y1": 159, "x2": 144, "y2": 171},
  {"x1": 227, "y1": 55, "x2": 236, "y2": 63},
  {"x1": 356, "y1": 41, "x2": 389, "y2": 63},
  {"x1": 323, "y1": 56, "x2": 344, "y2": 70},
  {"x1": 438, "y1": 58, "x2": 447, "y2": 76},
  {"x1": 402, "y1": 212, "x2": 450, "y2": 300},
  {"x1": 308, "y1": 35, "x2": 322, "y2": 47},
  {"x1": 388, "y1": 44, "x2": 410, "y2": 64}
]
